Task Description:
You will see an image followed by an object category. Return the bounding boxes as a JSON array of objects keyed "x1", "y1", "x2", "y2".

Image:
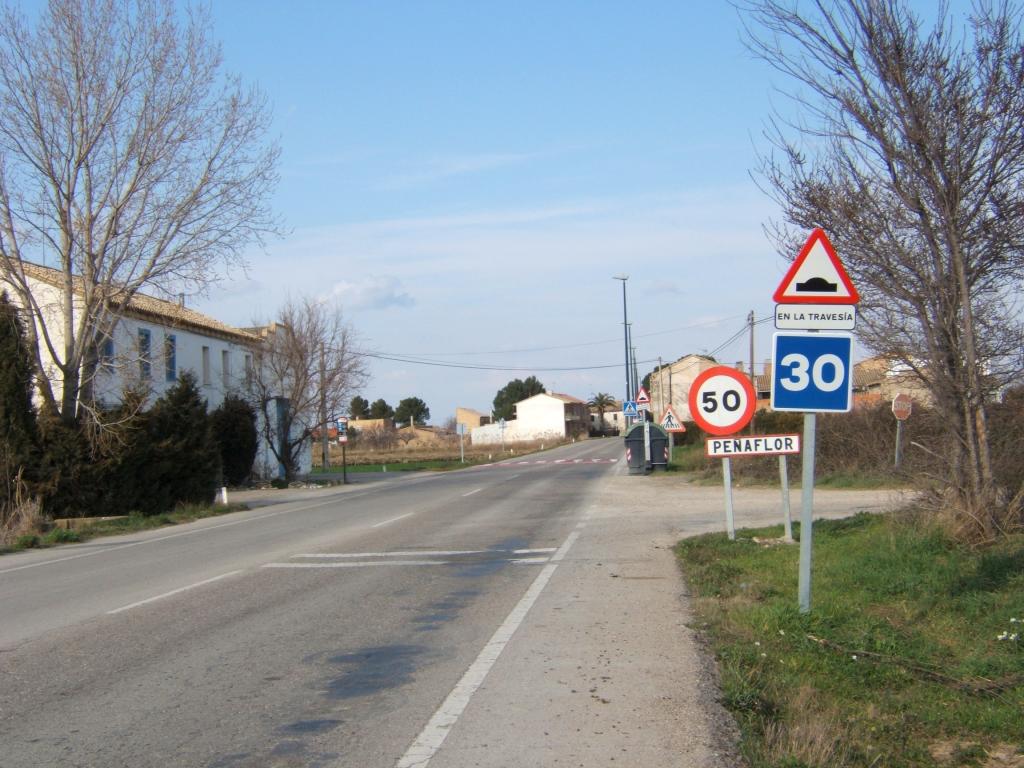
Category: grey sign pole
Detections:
[
  {"x1": 894, "y1": 419, "x2": 904, "y2": 467},
  {"x1": 722, "y1": 457, "x2": 736, "y2": 540},
  {"x1": 643, "y1": 419, "x2": 652, "y2": 468},
  {"x1": 798, "y1": 413, "x2": 817, "y2": 613},
  {"x1": 779, "y1": 454, "x2": 794, "y2": 541}
]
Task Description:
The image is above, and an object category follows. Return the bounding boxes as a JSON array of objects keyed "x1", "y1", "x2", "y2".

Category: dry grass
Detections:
[
  {"x1": 0, "y1": 468, "x2": 43, "y2": 546},
  {"x1": 761, "y1": 686, "x2": 851, "y2": 767}
]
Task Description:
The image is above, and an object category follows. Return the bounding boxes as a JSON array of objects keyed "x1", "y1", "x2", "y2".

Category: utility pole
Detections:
[
  {"x1": 613, "y1": 275, "x2": 631, "y2": 425},
  {"x1": 319, "y1": 342, "x2": 329, "y2": 471},
  {"x1": 748, "y1": 310, "x2": 756, "y2": 434},
  {"x1": 626, "y1": 322, "x2": 634, "y2": 393},
  {"x1": 626, "y1": 344, "x2": 634, "y2": 403},
  {"x1": 658, "y1": 356, "x2": 664, "y2": 416}
]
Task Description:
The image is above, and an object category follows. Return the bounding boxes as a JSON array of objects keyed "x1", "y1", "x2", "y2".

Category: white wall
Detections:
[
  {"x1": 590, "y1": 410, "x2": 623, "y2": 433},
  {"x1": 514, "y1": 394, "x2": 570, "y2": 441},
  {"x1": 20, "y1": 275, "x2": 308, "y2": 481}
]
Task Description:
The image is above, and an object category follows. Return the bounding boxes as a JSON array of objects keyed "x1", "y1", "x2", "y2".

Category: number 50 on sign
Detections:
[{"x1": 771, "y1": 332, "x2": 854, "y2": 413}]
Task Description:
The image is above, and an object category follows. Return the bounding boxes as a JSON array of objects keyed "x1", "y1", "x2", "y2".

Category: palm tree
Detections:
[{"x1": 588, "y1": 392, "x2": 616, "y2": 436}]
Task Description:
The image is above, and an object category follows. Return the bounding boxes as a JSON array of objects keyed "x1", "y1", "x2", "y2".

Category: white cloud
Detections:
[
  {"x1": 328, "y1": 275, "x2": 415, "y2": 311},
  {"x1": 377, "y1": 151, "x2": 541, "y2": 190}
]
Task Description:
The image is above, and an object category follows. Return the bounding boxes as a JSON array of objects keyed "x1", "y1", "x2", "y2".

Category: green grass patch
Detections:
[
  {"x1": 676, "y1": 513, "x2": 1024, "y2": 767},
  {"x1": 669, "y1": 444, "x2": 706, "y2": 472},
  {"x1": 313, "y1": 457, "x2": 492, "y2": 473}
]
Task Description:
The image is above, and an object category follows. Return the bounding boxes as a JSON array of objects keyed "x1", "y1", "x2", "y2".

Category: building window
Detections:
[
  {"x1": 164, "y1": 334, "x2": 177, "y2": 382},
  {"x1": 221, "y1": 349, "x2": 230, "y2": 389},
  {"x1": 202, "y1": 346, "x2": 211, "y2": 385},
  {"x1": 244, "y1": 352, "x2": 253, "y2": 389},
  {"x1": 138, "y1": 328, "x2": 151, "y2": 379},
  {"x1": 99, "y1": 336, "x2": 115, "y2": 368}
]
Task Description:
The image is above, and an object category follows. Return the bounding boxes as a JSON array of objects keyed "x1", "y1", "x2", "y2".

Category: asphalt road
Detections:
[{"x1": 0, "y1": 438, "x2": 623, "y2": 768}]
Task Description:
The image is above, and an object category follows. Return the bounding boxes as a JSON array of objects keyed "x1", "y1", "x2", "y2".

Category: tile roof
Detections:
[
  {"x1": 547, "y1": 392, "x2": 586, "y2": 404},
  {"x1": 11, "y1": 262, "x2": 260, "y2": 343}
]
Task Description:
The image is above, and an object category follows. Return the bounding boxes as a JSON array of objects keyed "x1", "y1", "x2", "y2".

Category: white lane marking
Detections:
[
  {"x1": 263, "y1": 561, "x2": 450, "y2": 569},
  {"x1": 292, "y1": 551, "x2": 485, "y2": 559},
  {"x1": 0, "y1": 490, "x2": 382, "y2": 576},
  {"x1": 461, "y1": 488, "x2": 482, "y2": 497},
  {"x1": 106, "y1": 570, "x2": 243, "y2": 615},
  {"x1": 509, "y1": 557, "x2": 549, "y2": 564},
  {"x1": 396, "y1": 529, "x2": 581, "y2": 768},
  {"x1": 512, "y1": 548, "x2": 557, "y2": 554},
  {"x1": 371, "y1": 512, "x2": 415, "y2": 528}
]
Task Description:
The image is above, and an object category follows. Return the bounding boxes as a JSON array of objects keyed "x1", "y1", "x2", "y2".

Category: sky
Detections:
[{"x1": 187, "y1": 1, "x2": 963, "y2": 424}]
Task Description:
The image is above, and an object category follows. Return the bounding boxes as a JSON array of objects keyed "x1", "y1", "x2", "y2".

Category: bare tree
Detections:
[
  {"x1": 743, "y1": 0, "x2": 1024, "y2": 541},
  {"x1": 0, "y1": 0, "x2": 279, "y2": 423},
  {"x1": 250, "y1": 297, "x2": 367, "y2": 480}
]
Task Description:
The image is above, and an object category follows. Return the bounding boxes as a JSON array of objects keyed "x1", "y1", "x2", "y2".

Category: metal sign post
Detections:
[
  {"x1": 643, "y1": 419, "x2": 652, "y2": 468},
  {"x1": 892, "y1": 393, "x2": 912, "y2": 467},
  {"x1": 337, "y1": 418, "x2": 349, "y2": 484},
  {"x1": 779, "y1": 455, "x2": 793, "y2": 541},
  {"x1": 688, "y1": 366, "x2": 756, "y2": 538},
  {"x1": 722, "y1": 457, "x2": 736, "y2": 540},
  {"x1": 798, "y1": 413, "x2": 816, "y2": 612},
  {"x1": 771, "y1": 228, "x2": 859, "y2": 615}
]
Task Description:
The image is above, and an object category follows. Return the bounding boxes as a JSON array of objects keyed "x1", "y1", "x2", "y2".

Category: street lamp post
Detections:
[{"x1": 613, "y1": 275, "x2": 630, "y2": 423}]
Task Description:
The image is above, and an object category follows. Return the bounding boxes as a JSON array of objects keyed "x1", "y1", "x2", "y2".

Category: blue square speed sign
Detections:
[{"x1": 771, "y1": 332, "x2": 854, "y2": 412}]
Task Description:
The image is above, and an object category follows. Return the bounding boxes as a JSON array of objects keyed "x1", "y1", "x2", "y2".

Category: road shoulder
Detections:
[{"x1": 425, "y1": 472, "x2": 745, "y2": 767}]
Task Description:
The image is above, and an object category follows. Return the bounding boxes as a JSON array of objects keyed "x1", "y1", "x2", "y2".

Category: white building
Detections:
[
  {"x1": 648, "y1": 353, "x2": 719, "y2": 422},
  {"x1": 471, "y1": 392, "x2": 589, "y2": 446},
  {"x1": 589, "y1": 401, "x2": 624, "y2": 435},
  {"x1": 6, "y1": 262, "x2": 309, "y2": 479}
]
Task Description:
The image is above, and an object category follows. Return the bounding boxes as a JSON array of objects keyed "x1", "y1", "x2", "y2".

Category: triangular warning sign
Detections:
[
  {"x1": 773, "y1": 228, "x2": 859, "y2": 305},
  {"x1": 660, "y1": 405, "x2": 686, "y2": 433},
  {"x1": 636, "y1": 387, "x2": 650, "y2": 405}
]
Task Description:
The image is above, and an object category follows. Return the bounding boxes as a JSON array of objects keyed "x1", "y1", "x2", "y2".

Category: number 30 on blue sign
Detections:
[{"x1": 770, "y1": 332, "x2": 854, "y2": 413}]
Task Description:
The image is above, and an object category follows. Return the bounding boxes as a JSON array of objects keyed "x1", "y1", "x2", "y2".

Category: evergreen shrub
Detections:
[{"x1": 211, "y1": 393, "x2": 258, "y2": 486}]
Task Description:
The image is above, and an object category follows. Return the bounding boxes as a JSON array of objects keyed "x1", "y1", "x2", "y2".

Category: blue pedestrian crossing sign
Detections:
[
  {"x1": 623, "y1": 400, "x2": 639, "y2": 417},
  {"x1": 771, "y1": 332, "x2": 854, "y2": 412}
]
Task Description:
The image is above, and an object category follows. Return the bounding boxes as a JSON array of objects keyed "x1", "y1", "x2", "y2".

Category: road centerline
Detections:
[
  {"x1": 106, "y1": 570, "x2": 244, "y2": 615},
  {"x1": 371, "y1": 512, "x2": 415, "y2": 528}
]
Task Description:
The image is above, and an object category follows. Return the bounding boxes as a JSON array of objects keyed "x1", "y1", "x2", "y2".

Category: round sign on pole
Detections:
[
  {"x1": 688, "y1": 366, "x2": 757, "y2": 436},
  {"x1": 891, "y1": 393, "x2": 912, "y2": 421}
]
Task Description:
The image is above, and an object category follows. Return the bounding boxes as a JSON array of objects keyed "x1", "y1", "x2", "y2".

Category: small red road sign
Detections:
[
  {"x1": 774, "y1": 228, "x2": 860, "y2": 305},
  {"x1": 892, "y1": 393, "x2": 912, "y2": 421},
  {"x1": 660, "y1": 405, "x2": 686, "y2": 433}
]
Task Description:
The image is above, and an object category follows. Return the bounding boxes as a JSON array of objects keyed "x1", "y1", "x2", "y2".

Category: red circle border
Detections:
[{"x1": 687, "y1": 365, "x2": 757, "y2": 436}]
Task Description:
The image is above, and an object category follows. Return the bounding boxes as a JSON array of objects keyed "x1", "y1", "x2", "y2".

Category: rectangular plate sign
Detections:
[
  {"x1": 706, "y1": 433, "x2": 801, "y2": 458},
  {"x1": 775, "y1": 303, "x2": 856, "y2": 330}
]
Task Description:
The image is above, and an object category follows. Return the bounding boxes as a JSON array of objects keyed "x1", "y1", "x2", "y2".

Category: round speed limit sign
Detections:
[{"x1": 688, "y1": 366, "x2": 757, "y2": 436}]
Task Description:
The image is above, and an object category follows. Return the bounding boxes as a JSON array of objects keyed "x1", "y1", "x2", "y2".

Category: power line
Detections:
[
  {"x1": 378, "y1": 314, "x2": 752, "y2": 358},
  {"x1": 357, "y1": 316, "x2": 771, "y2": 374},
  {"x1": 358, "y1": 350, "x2": 659, "y2": 372}
]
